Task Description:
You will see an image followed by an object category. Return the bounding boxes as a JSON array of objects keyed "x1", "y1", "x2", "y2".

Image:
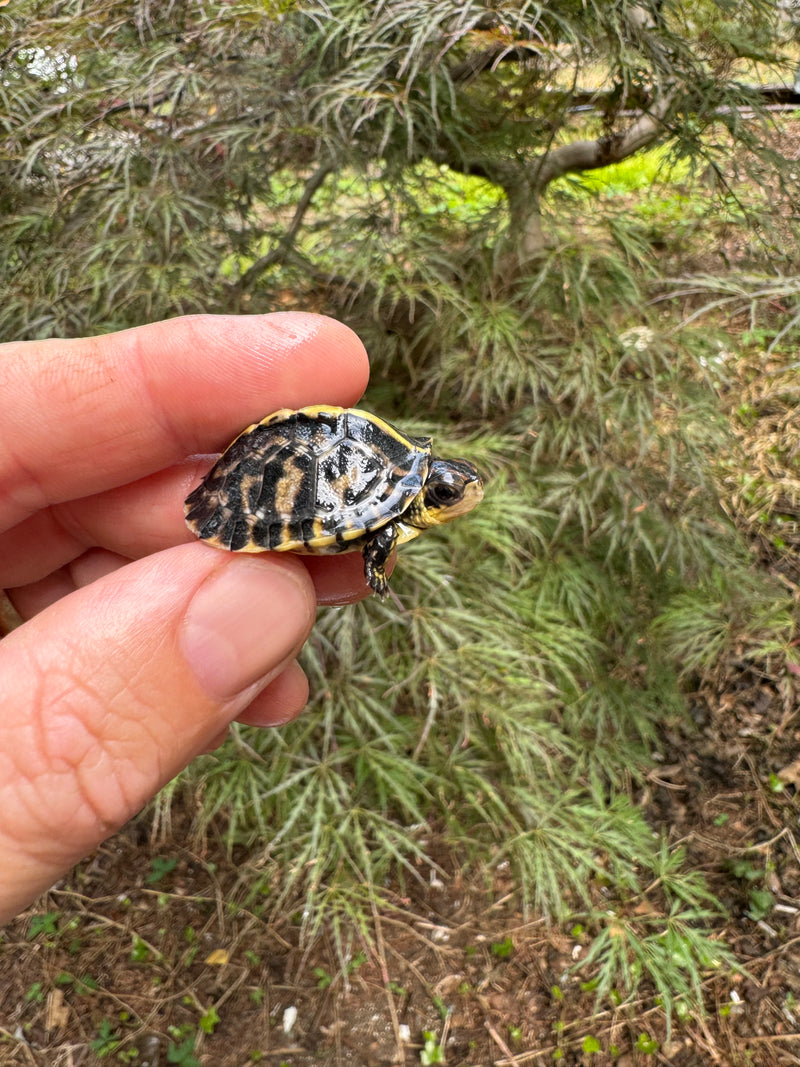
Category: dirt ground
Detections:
[{"x1": 0, "y1": 637, "x2": 798, "y2": 1067}]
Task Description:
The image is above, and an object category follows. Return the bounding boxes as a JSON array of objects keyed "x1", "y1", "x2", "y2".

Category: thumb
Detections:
[{"x1": 0, "y1": 545, "x2": 316, "y2": 923}]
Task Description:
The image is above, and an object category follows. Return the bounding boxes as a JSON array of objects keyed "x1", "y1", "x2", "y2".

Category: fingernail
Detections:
[{"x1": 181, "y1": 559, "x2": 314, "y2": 699}]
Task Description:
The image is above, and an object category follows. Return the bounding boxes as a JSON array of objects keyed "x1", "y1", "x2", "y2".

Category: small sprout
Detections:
[
  {"x1": 130, "y1": 937, "x2": 150, "y2": 963},
  {"x1": 636, "y1": 1032, "x2": 659, "y2": 1054},
  {"x1": 313, "y1": 967, "x2": 333, "y2": 990},
  {"x1": 166, "y1": 1034, "x2": 201, "y2": 1067},
  {"x1": 346, "y1": 951, "x2": 367, "y2": 974},
  {"x1": 420, "y1": 1031, "x2": 445, "y2": 1065},
  {"x1": 74, "y1": 974, "x2": 100, "y2": 995},
  {"x1": 747, "y1": 889, "x2": 774, "y2": 921},
  {"x1": 491, "y1": 936, "x2": 514, "y2": 959},
  {"x1": 27, "y1": 912, "x2": 60, "y2": 940},
  {"x1": 431, "y1": 994, "x2": 449, "y2": 1021},
  {"x1": 674, "y1": 999, "x2": 692, "y2": 1021},
  {"x1": 199, "y1": 1006, "x2": 220, "y2": 1034},
  {"x1": 146, "y1": 857, "x2": 178, "y2": 885},
  {"x1": 89, "y1": 1019, "x2": 122, "y2": 1056},
  {"x1": 582, "y1": 1035, "x2": 601, "y2": 1054}
]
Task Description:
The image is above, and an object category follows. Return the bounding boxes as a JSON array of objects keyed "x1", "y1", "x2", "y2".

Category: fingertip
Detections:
[
  {"x1": 260, "y1": 312, "x2": 371, "y2": 393},
  {"x1": 236, "y1": 659, "x2": 310, "y2": 729}
]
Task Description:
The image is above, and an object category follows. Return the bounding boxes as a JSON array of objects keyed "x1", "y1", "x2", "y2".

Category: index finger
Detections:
[{"x1": 0, "y1": 313, "x2": 370, "y2": 531}]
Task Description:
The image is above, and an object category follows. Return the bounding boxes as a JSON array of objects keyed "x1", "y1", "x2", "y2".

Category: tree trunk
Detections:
[{"x1": 493, "y1": 89, "x2": 676, "y2": 287}]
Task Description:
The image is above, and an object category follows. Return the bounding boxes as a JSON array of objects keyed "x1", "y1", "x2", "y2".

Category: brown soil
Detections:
[{"x1": 1, "y1": 645, "x2": 799, "y2": 1067}]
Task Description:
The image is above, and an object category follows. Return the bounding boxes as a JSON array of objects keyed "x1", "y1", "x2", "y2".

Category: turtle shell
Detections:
[{"x1": 184, "y1": 405, "x2": 432, "y2": 554}]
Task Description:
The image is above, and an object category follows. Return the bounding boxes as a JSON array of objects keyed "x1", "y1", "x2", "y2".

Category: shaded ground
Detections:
[{"x1": 0, "y1": 651, "x2": 798, "y2": 1067}]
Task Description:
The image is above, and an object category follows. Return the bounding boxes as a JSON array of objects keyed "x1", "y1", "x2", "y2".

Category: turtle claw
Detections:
[
  {"x1": 369, "y1": 568, "x2": 389, "y2": 598},
  {"x1": 363, "y1": 523, "x2": 397, "y2": 598}
]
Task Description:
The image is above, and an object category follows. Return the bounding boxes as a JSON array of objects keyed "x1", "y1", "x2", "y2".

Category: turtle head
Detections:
[{"x1": 412, "y1": 458, "x2": 484, "y2": 528}]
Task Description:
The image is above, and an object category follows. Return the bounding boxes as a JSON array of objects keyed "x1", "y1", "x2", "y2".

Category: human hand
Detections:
[{"x1": 0, "y1": 313, "x2": 370, "y2": 923}]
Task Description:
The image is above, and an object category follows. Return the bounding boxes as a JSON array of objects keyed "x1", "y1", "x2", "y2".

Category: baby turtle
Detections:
[{"x1": 184, "y1": 405, "x2": 484, "y2": 596}]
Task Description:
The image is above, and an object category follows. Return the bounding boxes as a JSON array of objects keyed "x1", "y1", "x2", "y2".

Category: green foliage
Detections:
[
  {"x1": 575, "y1": 844, "x2": 738, "y2": 1028},
  {"x1": 554, "y1": 145, "x2": 693, "y2": 198},
  {"x1": 3, "y1": 0, "x2": 798, "y2": 1031},
  {"x1": 27, "y1": 912, "x2": 60, "y2": 940},
  {"x1": 166, "y1": 1034, "x2": 201, "y2": 1067},
  {"x1": 652, "y1": 570, "x2": 795, "y2": 676},
  {"x1": 420, "y1": 1031, "x2": 445, "y2": 1065},
  {"x1": 1, "y1": 0, "x2": 794, "y2": 336},
  {"x1": 89, "y1": 1019, "x2": 122, "y2": 1058},
  {"x1": 146, "y1": 856, "x2": 178, "y2": 885}
]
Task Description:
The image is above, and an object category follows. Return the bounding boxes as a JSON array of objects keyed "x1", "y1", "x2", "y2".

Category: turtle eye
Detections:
[{"x1": 425, "y1": 482, "x2": 463, "y2": 509}]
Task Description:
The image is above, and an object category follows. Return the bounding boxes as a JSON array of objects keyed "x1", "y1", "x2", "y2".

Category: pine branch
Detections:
[
  {"x1": 236, "y1": 163, "x2": 334, "y2": 292},
  {"x1": 534, "y1": 89, "x2": 676, "y2": 189}
]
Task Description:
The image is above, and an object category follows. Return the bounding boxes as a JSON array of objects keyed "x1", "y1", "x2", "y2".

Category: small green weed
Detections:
[
  {"x1": 89, "y1": 1019, "x2": 122, "y2": 1058},
  {"x1": 420, "y1": 1031, "x2": 445, "y2": 1065},
  {"x1": 130, "y1": 936, "x2": 151, "y2": 963},
  {"x1": 27, "y1": 912, "x2": 59, "y2": 940},
  {"x1": 198, "y1": 1006, "x2": 220, "y2": 1035},
  {"x1": 146, "y1": 857, "x2": 178, "y2": 884},
  {"x1": 166, "y1": 1030, "x2": 201, "y2": 1067},
  {"x1": 747, "y1": 890, "x2": 774, "y2": 922},
  {"x1": 491, "y1": 937, "x2": 514, "y2": 959},
  {"x1": 636, "y1": 1032, "x2": 659, "y2": 1054}
]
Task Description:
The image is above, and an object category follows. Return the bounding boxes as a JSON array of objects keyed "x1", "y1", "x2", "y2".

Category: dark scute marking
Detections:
[
  {"x1": 248, "y1": 516, "x2": 277, "y2": 549},
  {"x1": 289, "y1": 409, "x2": 344, "y2": 450},
  {"x1": 228, "y1": 517, "x2": 255, "y2": 551},
  {"x1": 252, "y1": 447, "x2": 315, "y2": 523},
  {"x1": 193, "y1": 512, "x2": 226, "y2": 542}
]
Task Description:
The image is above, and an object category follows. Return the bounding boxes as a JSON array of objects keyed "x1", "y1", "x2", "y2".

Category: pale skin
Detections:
[{"x1": 0, "y1": 313, "x2": 372, "y2": 924}]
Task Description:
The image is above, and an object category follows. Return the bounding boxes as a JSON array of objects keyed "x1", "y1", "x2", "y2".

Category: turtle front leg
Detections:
[{"x1": 362, "y1": 523, "x2": 398, "y2": 598}]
